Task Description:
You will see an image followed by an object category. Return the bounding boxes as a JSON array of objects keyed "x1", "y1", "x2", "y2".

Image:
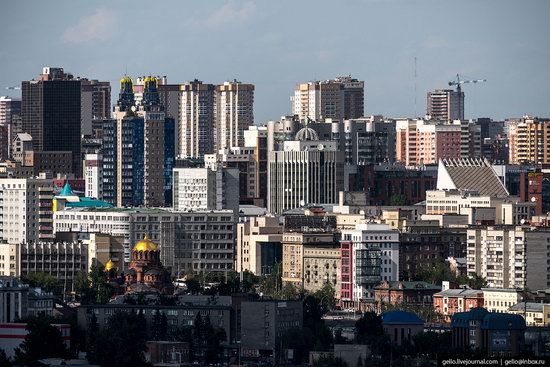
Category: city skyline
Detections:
[{"x1": 1, "y1": 0, "x2": 549, "y2": 123}]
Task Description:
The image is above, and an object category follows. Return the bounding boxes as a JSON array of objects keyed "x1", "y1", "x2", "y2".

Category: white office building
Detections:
[
  {"x1": 340, "y1": 223, "x2": 399, "y2": 303},
  {"x1": 0, "y1": 177, "x2": 54, "y2": 245},
  {"x1": 268, "y1": 128, "x2": 344, "y2": 214},
  {"x1": 172, "y1": 166, "x2": 239, "y2": 213}
]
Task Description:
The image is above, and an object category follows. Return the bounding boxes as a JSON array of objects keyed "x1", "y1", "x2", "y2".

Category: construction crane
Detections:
[
  {"x1": 4, "y1": 86, "x2": 21, "y2": 90},
  {"x1": 448, "y1": 74, "x2": 486, "y2": 92}
]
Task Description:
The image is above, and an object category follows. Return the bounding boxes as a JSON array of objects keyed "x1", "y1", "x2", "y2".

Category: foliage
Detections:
[
  {"x1": 315, "y1": 353, "x2": 349, "y2": 367},
  {"x1": 414, "y1": 258, "x2": 487, "y2": 289},
  {"x1": 20, "y1": 272, "x2": 59, "y2": 295},
  {"x1": 74, "y1": 265, "x2": 112, "y2": 305},
  {"x1": 86, "y1": 310, "x2": 150, "y2": 367},
  {"x1": 390, "y1": 194, "x2": 408, "y2": 206},
  {"x1": 0, "y1": 349, "x2": 11, "y2": 367},
  {"x1": 259, "y1": 262, "x2": 282, "y2": 297},
  {"x1": 151, "y1": 310, "x2": 168, "y2": 341},
  {"x1": 13, "y1": 316, "x2": 70, "y2": 365},
  {"x1": 192, "y1": 313, "x2": 226, "y2": 364}
]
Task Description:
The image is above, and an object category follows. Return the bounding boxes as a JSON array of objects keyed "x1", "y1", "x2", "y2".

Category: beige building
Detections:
[
  {"x1": 282, "y1": 232, "x2": 336, "y2": 288},
  {"x1": 303, "y1": 245, "x2": 340, "y2": 296},
  {"x1": 291, "y1": 77, "x2": 364, "y2": 121},
  {"x1": 508, "y1": 116, "x2": 550, "y2": 164},
  {"x1": 178, "y1": 80, "x2": 216, "y2": 158},
  {"x1": 469, "y1": 227, "x2": 550, "y2": 289},
  {"x1": 482, "y1": 288, "x2": 523, "y2": 313},
  {"x1": 0, "y1": 244, "x2": 18, "y2": 277},
  {"x1": 215, "y1": 81, "x2": 254, "y2": 151},
  {"x1": 236, "y1": 216, "x2": 283, "y2": 276},
  {"x1": 508, "y1": 303, "x2": 550, "y2": 326}
]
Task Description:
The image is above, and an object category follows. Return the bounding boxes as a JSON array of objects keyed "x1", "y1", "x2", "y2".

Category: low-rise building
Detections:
[
  {"x1": 482, "y1": 288, "x2": 523, "y2": 313},
  {"x1": 508, "y1": 302, "x2": 550, "y2": 326},
  {"x1": 433, "y1": 282, "x2": 484, "y2": 322},
  {"x1": 381, "y1": 310, "x2": 425, "y2": 346},
  {"x1": 451, "y1": 307, "x2": 525, "y2": 357},
  {"x1": 240, "y1": 300, "x2": 302, "y2": 358},
  {"x1": 374, "y1": 281, "x2": 441, "y2": 308}
]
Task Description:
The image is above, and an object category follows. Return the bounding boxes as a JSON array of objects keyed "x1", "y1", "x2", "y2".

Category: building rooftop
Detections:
[
  {"x1": 382, "y1": 310, "x2": 424, "y2": 325},
  {"x1": 435, "y1": 288, "x2": 483, "y2": 298},
  {"x1": 436, "y1": 158, "x2": 509, "y2": 197},
  {"x1": 509, "y1": 302, "x2": 549, "y2": 313},
  {"x1": 375, "y1": 281, "x2": 441, "y2": 291}
]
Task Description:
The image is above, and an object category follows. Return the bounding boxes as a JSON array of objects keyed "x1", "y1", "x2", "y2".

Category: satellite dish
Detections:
[
  {"x1": 520, "y1": 219, "x2": 526, "y2": 224},
  {"x1": 531, "y1": 197, "x2": 537, "y2": 202},
  {"x1": 131, "y1": 106, "x2": 136, "y2": 112},
  {"x1": 317, "y1": 144, "x2": 324, "y2": 150},
  {"x1": 300, "y1": 200, "x2": 305, "y2": 207}
]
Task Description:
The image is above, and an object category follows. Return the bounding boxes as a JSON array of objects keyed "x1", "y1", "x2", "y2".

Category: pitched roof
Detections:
[
  {"x1": 375, "y1": 281, "x2": 441, "y2": 291},
  {"x1": 435, "y1": 288, "x2": 483, "y2": 298},
  {"x1": 509, "y1": 302, "x2": 548, "y2": 313},
  {"x1": 59, "y1": 181, "x2": 75, "y2": 197},
  {"x1": 382, "y1": 310, "x2": 424, "y2": 325},
  {"x1": 436, "y1": 158, "x2": 509, "y2": 197}
]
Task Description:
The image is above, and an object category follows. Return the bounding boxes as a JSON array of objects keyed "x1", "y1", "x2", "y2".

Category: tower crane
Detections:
[{"x1": 448, "y1": 74, "x2": 486, "y2": 92}]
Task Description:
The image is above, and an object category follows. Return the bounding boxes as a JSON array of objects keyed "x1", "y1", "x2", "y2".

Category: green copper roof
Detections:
[{"x1": 59, "y1": 181, "x2": 75, "y2": 197}]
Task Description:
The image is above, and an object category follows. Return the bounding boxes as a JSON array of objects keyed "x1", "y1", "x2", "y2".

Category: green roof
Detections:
[
  {"x1": 59, "y1": 181, "x2": 75, "y2": 196},
  {"x1": 375, "y1": 281, "x2": 441, "y2": 291}
]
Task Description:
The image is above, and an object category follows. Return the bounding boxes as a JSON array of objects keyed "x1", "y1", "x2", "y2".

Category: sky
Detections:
[{"x1": 1, "y1": 0, "x2": 549, "y2": 123}]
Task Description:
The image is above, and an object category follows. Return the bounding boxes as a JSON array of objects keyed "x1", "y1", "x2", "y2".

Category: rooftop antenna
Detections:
[{"x1": 414, "y1": 56, "x2": 417, "y2": 118}]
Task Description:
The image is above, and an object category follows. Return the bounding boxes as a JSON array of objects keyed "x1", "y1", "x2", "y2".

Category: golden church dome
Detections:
[
  {"x1": 105, "y1": 259, "x2": 115, "y2": 271},
  {"x1": 134, "y1": 234, "x2": 158, "y2": 252}
]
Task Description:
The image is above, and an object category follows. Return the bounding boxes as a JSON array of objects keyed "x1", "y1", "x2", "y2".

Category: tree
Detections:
[
  {"x1": 75, "y1": 265, "x2": 112, "y2": 305},
  {"x1": 390, "y1": 194, "x2": 408, "y2": 206},
  {"x1": 281, "y1": 282, "x2": 300, "y2": 300},
  {"x1": 260, "y1": 262, "x2": 282, "y2": 297},
  {"x1": 0, "y1": 349, "x2": 11, "y2": 367},
  {"x1": 20, "y1": 272, "x2": 59, "y2": 294},
  {"x1": 151, "y1": 309, "x2": 168, "y2": 341},
  {"x1": 355, "y1": 312, "x2": 388, "y2": 356},
  {"x1": 184, "y1": 277, "x2": 201, "y2": 294},
  {"x1": 86, "y1": 311, "x2": 149, "y2": 367},
  {"x1": 315, "y1": 354, "x2": 348, "y2": 367},
  {"x1": 13, "y1": 316, "x2": 70, "y2": 365}
]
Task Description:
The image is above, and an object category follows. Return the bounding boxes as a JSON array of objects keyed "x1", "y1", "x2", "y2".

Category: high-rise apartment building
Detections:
[
  {"x1": 0, "y1": 177, "x2": 54, "y2": 245},
  {"x1": 178, "y1": 80, "x2": 216, "y2": 158},
  {"x1": 467, "y1": 226, "x2": 550, "y2": 289},
  {"x1": 112, "y1": 76, "x2": 174, "y2": 207},
  {"x1": 291, "y1": 77, "x2": 364, "y2": 122},
  {"x1": 215, "y1": 81, "x2": 254, "y2": 151},
  {"x1": 0, "y1": 96, "x2": 22, "y2": 160},
  {"x1": 172, "y1": 166, "x2": 239, "y2": 213},
  {"x1": 268, "y1": 129, "x2": 345, "y2": 214},
  {"x1": 395, "y1": 119, "x2": 480, "y2": 165},
  {"x1": 21, "y1": 67, "x2": 82, "y2": 175},
  {"x1": 83, "y1": 153, "x2": 103, "y2": 199},
  {"x1": 427, "y1": 89, "x2": 464, "y2": 121},
  {"x1": 508, "y1": 116, "x2": 550, "y2": 165},
  {"x1": 81, "y1": 79, "x2": 111, "y2": 138}
]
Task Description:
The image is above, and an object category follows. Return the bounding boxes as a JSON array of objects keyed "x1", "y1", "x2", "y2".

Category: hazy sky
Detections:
[{"x1": 1, "y1": 0, "x2": 549, "y2": 123}]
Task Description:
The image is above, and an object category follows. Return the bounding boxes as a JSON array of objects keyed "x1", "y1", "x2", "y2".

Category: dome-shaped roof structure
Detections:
[
  {"x1": 295, "y1": 127, "x2": 319, "y2": 141},
  {"x1": 105, "y1": 259, "x2": 114, "y2": 271},
  {"x1": 134, "y1": 234, "x2": 158, "y2": 252}
]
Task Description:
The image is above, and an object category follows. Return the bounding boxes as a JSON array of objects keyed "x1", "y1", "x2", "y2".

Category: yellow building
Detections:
[
  {"x1": 282, "y1": 232, "x2": 336, "y2": 289},
  {"x1": 509, "y1": 116, "x2": 550, "y2": 164},
  {"x1": 508, "y1": 303, "x2": 550, "y2": 327}
]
